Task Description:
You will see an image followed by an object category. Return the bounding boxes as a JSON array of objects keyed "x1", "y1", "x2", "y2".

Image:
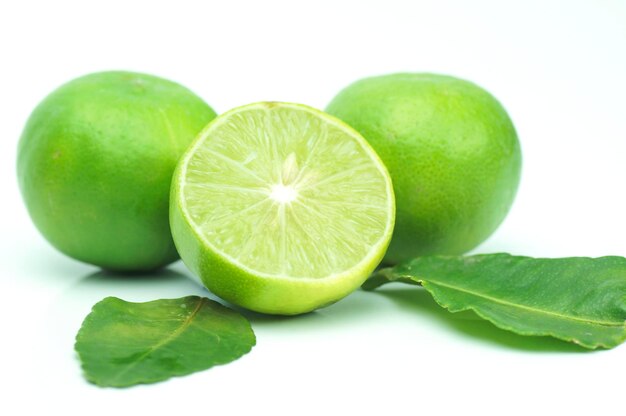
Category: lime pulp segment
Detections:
[{"x1": 179, "y1": 103, "x2": 394, "y2": 281}]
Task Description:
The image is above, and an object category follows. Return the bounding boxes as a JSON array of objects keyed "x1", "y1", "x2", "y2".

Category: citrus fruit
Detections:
[
  {"x1": 17, "y1": 71, "x2": 216, "y2": 271},
  {"x1": 170, "y1": 102, "x2": 395, "y2": 315},
  {"x1": 326, "y1": 73, "x2": 521, "y2": 264}
]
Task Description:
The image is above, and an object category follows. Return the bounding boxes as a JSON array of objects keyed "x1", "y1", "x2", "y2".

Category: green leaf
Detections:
[
  {"x1": 75, "y1": 296, "x2": 256, "y2": 387},
  {"x1": 364, "y1": 254, "x2": 626, "y2": 349}
]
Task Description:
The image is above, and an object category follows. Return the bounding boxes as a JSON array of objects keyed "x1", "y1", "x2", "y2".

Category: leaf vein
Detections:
[
  {"x1": 415, "y1": 278, "x2": 624, "y2": 328},
  {"x1": 110, "y1": 297, "x2": 207, "y2": 383}
]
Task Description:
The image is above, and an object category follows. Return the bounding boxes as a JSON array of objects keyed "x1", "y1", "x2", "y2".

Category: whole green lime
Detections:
[
  {"x1": 17, "y1": 71, "x2": 216, "y2": 271},
  {"x1": 327, "y1": 73, "x2": 521, "y2": 264}
]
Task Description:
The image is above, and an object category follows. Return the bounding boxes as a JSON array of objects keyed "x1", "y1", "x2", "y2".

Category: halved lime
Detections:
[{"x1": 170, "y1": 102, "x2": 395, "y2": 315}]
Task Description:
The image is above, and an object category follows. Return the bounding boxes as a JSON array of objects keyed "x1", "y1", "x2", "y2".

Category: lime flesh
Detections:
[{"x1": 171, "y1": 102, "x2": 394, "y2": 315}]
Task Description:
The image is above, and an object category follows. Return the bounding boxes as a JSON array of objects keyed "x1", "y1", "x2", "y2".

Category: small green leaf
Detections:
[
  {"x1": 75, "y1": 296, "x2": 256, "y2": 387},
  {"x1": 364, "y1": 254, "x2": 626, "y2": 349}
]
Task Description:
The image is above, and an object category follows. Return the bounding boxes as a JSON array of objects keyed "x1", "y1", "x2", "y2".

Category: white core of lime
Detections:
[{"x1": 172, "y1": 102, "x2": 394, "y2": 314}]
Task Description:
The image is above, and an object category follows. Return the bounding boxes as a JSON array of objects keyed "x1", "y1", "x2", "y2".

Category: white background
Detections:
[{"x1": 1, "y1": 0, "x2": 625, "y2": 414}]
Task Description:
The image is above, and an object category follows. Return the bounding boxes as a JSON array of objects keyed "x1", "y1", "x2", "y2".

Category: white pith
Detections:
[
  {"x1": 268, "y1": 152, "x2": 300, "y2": 204},
  {"x1": 269, "y1": 183, "x2": 298, "y2": 204},
  {"x1": 178, "y1": 102, "x2": 394, "y2": 281}
]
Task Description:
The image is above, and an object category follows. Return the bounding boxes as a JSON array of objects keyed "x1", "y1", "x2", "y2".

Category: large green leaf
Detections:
[
  {"x1": 364, "y1": 254, "x2": 626, "y2": 349},
  {"x1": 75, "y1": 296, "x2": 256, "y2": 387}
]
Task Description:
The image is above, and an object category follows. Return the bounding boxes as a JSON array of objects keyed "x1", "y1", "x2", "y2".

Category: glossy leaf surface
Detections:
[
  {"x1": 75, "y1": 296, "x2": 255, "y2": 387},
  {"x1": 364, "y1": 254, "x2": 626, "y2": 349}
]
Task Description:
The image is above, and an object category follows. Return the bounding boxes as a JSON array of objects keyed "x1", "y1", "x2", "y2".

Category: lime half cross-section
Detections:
[{"x1": 170, "y1": 102, "x2": 395, "y2": 315}]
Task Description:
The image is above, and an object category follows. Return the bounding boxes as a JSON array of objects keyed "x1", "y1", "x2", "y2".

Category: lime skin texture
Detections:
[
  {"x1": 17, "y1": 71, "x2": 216, "y2": 271},
  {"x1": 327, "y1": 73, "x2": 522, "y2": 264}
]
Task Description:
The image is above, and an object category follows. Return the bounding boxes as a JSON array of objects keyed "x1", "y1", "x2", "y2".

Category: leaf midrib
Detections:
[
  {"x1": 110, "y1": 297, "x2": 207, "y2": 383},
  {"x1": 413, "y1": 276, "x2": 624, "y2": 328}
]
